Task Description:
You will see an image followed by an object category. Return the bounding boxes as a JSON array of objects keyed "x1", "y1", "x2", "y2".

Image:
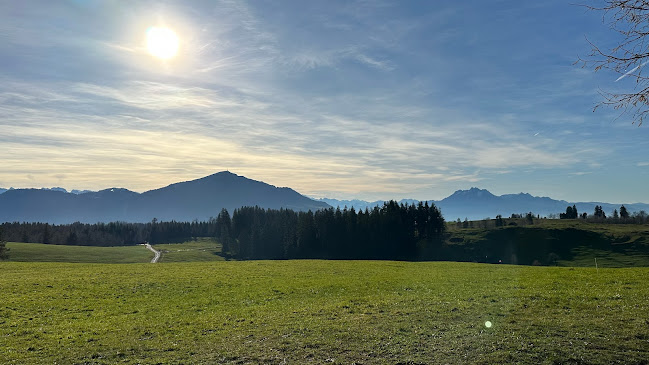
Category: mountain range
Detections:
[
  {"x1": 0, "y1": 172, "x2": 329, "y2": 224},
  {"x1": 2, "y1": 174, "x2": 648, "y2": 224},
  {"x1": 0, "y1": 187, "x2": 93, "y2": 195},
  {"x1": 318, "y1": 187, "x2": 649, "y2": 221}
]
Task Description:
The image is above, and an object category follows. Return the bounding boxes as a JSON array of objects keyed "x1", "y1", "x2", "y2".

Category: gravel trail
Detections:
[{"x1": 144, "y1": 243, "x2": 161, "y2": 263}]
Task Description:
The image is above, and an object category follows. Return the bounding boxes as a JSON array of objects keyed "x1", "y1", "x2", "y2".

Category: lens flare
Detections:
[{"x1": 146, "y1": 27, "x2": 178, "y2": 59}]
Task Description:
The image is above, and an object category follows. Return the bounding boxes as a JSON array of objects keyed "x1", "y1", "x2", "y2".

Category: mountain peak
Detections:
[
  {"x1": 200, "y1": 170, "x2": 245, "y2": 181},
  {"x1": 448, "y1": 187, "x2": 495, "y2": 199},
  {"x1": 41, "y1": 187, "x2": 68, "y2": 193},
  {"x1": 0, "y1": 172, "x2": 330, "y2": 223},
  {"x1": 97, "y1": 188, "x2": 134, "y2": 193},
  {"x1": 212, "y1": 170, "x2": 238, "y2": 177}
]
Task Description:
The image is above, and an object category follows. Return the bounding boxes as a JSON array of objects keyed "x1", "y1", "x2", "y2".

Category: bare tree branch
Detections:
[{"x1": 578, "y1": 0, "x2": 649, "y2": 125}]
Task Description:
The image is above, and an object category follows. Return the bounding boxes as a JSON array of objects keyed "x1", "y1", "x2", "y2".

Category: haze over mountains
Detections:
[
  {"x1": 1, "y1": 173, "x2": 648, "y2": 224},
  {"x1": 320, "y1": 187, "x2": 649, "y2": 221},
  {"x1": 0, "y1": 172, "x2": 329, "y2": 224},
  {"x1": 0, "y1": 187, "x2": 93, "y2": 195}
]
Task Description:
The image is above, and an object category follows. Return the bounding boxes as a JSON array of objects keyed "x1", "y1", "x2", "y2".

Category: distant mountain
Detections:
[
  {"x1": 42, "y1": 187, "x2": 68, "y2": 193},
  {"x1": 0, "y1": 187, "x2": 92, "y2": 195},
  {"x1": 316, "y1": 198, "x2": 419, "y2": 212},
  {"x1": 438, "y1": 188, "x2": 649, "y2": 221},
  {"x1": 320, "y1": 187, "x2": 649, "y2": 221},
  {"x1": 70, "y1": 189, "x2": 94, "y2": 195},
  {"x1": 135, "y1": 172, "x2": 330, "y2": 222},
  {"x1": 436, "y1": 188, "x2": 565, "y2": 220},
  {"x1": 0, "y1": 172, "x2": 330, "y2": 224},
  {"x1": 316, "y1": 198, "x2": 384, "y2": 211}
]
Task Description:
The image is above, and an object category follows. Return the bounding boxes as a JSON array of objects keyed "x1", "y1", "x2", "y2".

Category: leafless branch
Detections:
[{"x1": 579, "y1": 0, "x2": 649, "y2": 125}]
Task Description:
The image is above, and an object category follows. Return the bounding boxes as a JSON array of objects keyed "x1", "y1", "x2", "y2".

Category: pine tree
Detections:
[
  {"x1": 620, "y1": 205, "x2": 629, "y2": 219},
  {"x1": 566, "y1": 206, "x2": 574, "y2": 219},
  {"x1": 43, "y1": 223, "x2": 50, "y2": 244},
  {"x1": 216, "y1": 208, "x2": 232, "y2": 255},
  {"x1": 561, "y1": 205, "x2": 578, "y2": 219},
  {"x1": 66, "y1": 231, "x2": 78, "y2": 245}
]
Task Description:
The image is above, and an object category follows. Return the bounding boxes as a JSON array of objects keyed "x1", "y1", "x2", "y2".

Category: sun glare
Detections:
[{"x1": 146, "y1": 27, "x2": 179, "y2": 59}]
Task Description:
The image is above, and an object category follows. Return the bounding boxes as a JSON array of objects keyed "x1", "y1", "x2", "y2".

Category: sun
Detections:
[{"x1": 146, "y1": 27, "x2": 179, "y2": 59}]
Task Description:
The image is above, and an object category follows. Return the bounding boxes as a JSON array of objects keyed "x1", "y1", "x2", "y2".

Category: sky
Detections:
[{"x1": 1, "y1": 0, "x2": 648, "y2": 203}]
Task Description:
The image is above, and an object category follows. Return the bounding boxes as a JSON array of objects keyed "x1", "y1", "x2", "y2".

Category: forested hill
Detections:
[{"x1": 0, "y1": 172, "x2": 330, "y2": 224}]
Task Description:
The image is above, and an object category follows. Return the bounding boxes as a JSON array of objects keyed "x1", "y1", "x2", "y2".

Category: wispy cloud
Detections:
[
  {"x1": 352, "y1": 53, "x2": 394, "y2": 71},
  {"x1": 1, "y1": 0, "x2": 648, "y2": 202},
  {"x1": 1, "y1": 75, "x2": 598, "y2": 199}
]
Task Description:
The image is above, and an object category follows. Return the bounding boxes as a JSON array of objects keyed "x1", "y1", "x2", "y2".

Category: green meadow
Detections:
[
  {"x1": 2, "y1": 224, "x2": 649, "y2": 363},
  {"x1": 152, "y1": 238, "x2": 225, "y2": 263},
  {"x1": 445, "y1": 221, "x2": 649, "y2": 267},
  {"x1": 1, "y1": 260, "x2": 648, "y2": 364},
  {"x1": 4, "y1": 242, "x2": 152, "y2": 264},
  {"x1": 4, "y1": 240, "x2": 223, "y2": 264}
]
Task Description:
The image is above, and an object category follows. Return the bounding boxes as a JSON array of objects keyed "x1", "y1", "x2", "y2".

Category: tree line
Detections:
[
  {"x1": 0, "y1": 220, "x2": 219, "y2": 247},
  {"x1": 221, "y1": 201, "x2": 446, "y2": 260},
  {"x1": 0, "y1": 201, "x2": 446, "y2": 261},
  {"x1": 559, "y1": 204, "x2": 648, "y2": 223}
]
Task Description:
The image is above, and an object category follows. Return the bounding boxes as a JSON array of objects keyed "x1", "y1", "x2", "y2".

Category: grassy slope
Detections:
[
  {"x1": 153, "y1": 238, "x2": 225, "y2": 263},
  {"x1": 5, "y1": 242, "x2": 153, "y2": 264},
  {"x1": 445, "y1": 220, "x2": 649, "y2": 267},
  {"x1": 1, "y1": 260, "x2": 648, "y2": 364}
]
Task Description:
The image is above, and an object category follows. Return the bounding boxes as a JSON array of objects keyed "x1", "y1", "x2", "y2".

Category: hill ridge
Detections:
[{"x1": 0, "y1": 171, "x2": 330, "y2": 224}]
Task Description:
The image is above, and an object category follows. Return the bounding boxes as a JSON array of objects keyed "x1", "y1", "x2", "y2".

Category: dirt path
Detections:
[{"x1": 144, "y1": 243, "x2": 161, "y2": 263}]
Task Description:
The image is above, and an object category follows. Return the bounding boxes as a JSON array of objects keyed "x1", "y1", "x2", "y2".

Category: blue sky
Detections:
[{"x1": 1, "y1": 0, "x2": 648, "y2": 203}]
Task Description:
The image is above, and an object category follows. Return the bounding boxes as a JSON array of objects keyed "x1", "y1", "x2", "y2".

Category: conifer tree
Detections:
[
  {"x1": 593, "y1": 205, "x2": 606, "y2": 219},
  {"x1": 620, "y1": 205, "x2": 629, "y2": 219},
  {"x1": 215, "y1": 208, "x2": 232, "y2": 254}
]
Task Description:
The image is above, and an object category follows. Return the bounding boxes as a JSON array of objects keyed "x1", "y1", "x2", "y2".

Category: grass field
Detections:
[
  {"x1": 445, "y1": 221, "x2": 649, "y2": 267},
  {"x1": 558, "y1": 247, "x2": 649, "y2": 268},
  {"x1": 1, "y1": 260, "x2": 648, "y2": 364},
  {"x1": 4, "y1": 242, "x2": 153, "y2": 263},
  {"x1": 4, "y1": 240, "x2": 221, "y2": 264},
  {"x1": 153, "y1": 238, "x2": 225, "y2": 263}
]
